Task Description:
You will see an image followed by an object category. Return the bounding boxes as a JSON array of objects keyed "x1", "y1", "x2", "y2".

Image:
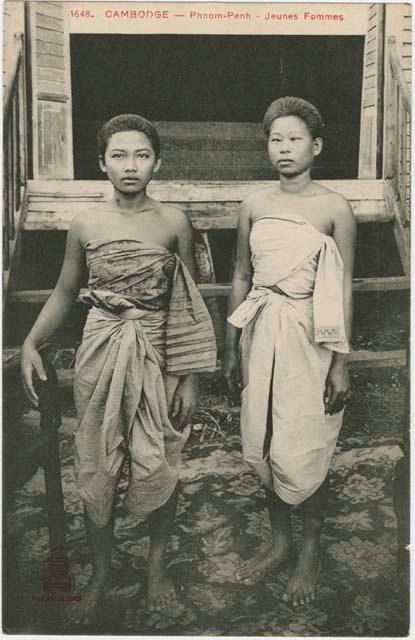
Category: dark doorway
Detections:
[{"x1": 70, "y1": 34, "x2": 364, "y2": 180}]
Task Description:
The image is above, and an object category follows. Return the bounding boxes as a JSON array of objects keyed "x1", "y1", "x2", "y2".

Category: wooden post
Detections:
[
  {"x1": 7, "y1": 118, "x2": 14, "y2": 240},
  {"x1": 37, "y1": 360, "x2": 66, "y2": 551},
  {"x1": 13, "y1": 92, "x2": 20, "y2": 213},
  {"x1": 194, "y1": 230, "x2": 225, "y2": 353},
  {"x1": 358, "y1": 4, "x2": 385, "y2": 179},
  {"x1": 3, "y1": 123, "x2": 10, "y2": 269},
  {"x1": 399, "y1": 100, "x2": 410, "y2": 226},
  {"x1": 18, "y1": 31, "x2": 27, "y2": 187},
  {"x1": 384, "y1": 39, "x2": 399, "y2": 185}
]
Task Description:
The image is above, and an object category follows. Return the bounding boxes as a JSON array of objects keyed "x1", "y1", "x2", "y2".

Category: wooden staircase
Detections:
[
  {"x1": 75, "y1": 121, "x2": 356, "y2": 182},
  {"x1": 4, "y1": 176, "x2": 409, "y2": 383},
  {"x1": 3, "y1": 40, "x2": 410, "y2": 386}
]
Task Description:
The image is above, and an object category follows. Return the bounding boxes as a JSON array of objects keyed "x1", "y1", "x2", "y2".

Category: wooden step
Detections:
[
  {"x1": 154, "y1": 121, "x2": 266, "y2": 146},
  {"x1": 53, "y1": 348, "x2": 406, "y2": 389},
  {"x1": 23, "y1": 179, "x2": 392, "y2": 231},
  {"x1": 200, "y1": 278, "x2": 410, "y2": 295},
  {"x1": 55, "y1": 348, "x2": 405, "y2": 388},
  {"x1": 3, "y1": 345, "x2": 406, "y2": 391},
  {"x1": 348, "y1": 349, "x2": 406, "y2": 368},
  {"x1": 8, "y1": 276, "x2": 410, "y2": 305},
  {"x1": 27, "y1": 178, "x2": 386, "y2": 201}
]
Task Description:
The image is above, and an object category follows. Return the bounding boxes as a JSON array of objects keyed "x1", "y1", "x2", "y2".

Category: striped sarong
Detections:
[{"x1": 74, "y1": 239, "x2": 216, "y2": 526}]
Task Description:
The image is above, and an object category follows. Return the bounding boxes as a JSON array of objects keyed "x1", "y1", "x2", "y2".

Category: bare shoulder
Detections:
[
  {"x1": 314, "y1": 186, "x2": 355, "y2": 224},
  {"x1": 159, "y1": 202, "x2": 188, "y2": 221},
  {"x1": 329, "y1": 192, "x2": 355, "y2": 226},
  {"x1": 69, "y1": 204, "x2": 108, "y2": 244},
  {"x1": 159, "y1": 202, "x2": 191, "y2": 233},
  {"x1": 240, "y1": 186, "x2": 274, "y2": 220},
  {"x1": 314, "y1": 185, "x2": 351, "y2": 210}
]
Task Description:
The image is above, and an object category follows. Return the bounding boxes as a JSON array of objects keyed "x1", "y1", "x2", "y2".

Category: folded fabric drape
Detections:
[
  {"x1": 229, "y1": 215, "x2": 349, "y2": 504},
  {"x1": 74, "y1": 239, "x2": 216, "y2": 526}
]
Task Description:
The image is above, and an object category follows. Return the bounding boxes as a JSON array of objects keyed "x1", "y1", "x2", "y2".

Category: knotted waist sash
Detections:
[
  {"x1": 228, "y1": 215, "x2": 349, "y2": 504},
  {"x1": 73, "y1": 241, "x2": 216, "y2": 526},
  {"x1": 230, "y1": 215, "x2": 350, "y2": 353}
]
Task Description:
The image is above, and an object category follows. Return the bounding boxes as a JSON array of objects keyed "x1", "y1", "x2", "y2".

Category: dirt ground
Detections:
[{"x1": 4, "y1": 358, "x2": 409, "y2": 636}]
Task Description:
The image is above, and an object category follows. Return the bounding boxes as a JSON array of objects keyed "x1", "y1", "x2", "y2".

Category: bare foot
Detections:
[
  {"x1": 282, "y1": 550, "x2": 321, "y2": 607},
  {"x1": 236, "y1": 540, "x2": 292, "y2": 586},
  {"x1": 67, "y1": 572, "x2": 111, "y2": 625},
  {"x1": 147, "y1": 558, "x2": 177, "y2": 612}
]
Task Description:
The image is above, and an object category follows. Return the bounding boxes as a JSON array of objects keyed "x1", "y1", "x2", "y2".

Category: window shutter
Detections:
[{"x1": 28, "y1": 1, "x2": 73, "y2": 178}]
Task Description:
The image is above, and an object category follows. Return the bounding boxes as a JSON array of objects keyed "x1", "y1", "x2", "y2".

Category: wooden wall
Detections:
[
  {"x1": 3, "y1": 1, "x2": 25, "y2": 90},
  {"x1": 27, "y1": 1, "x2": 73, "y2": 179},
  {"x1": 385, "y1": 3, "x2": 412, "y2": 86},
  {"x1": 14, "y1": 2, "x2": 412, "y2": 184},
  {"x1": 358, "y1": 3, "x2": 412, "y2": 180},
  {"x1": 401, "y1": 5, "x2": 412, "y2": 85},
  {"x1": 358, "y1": 4, "x2": 384, "y2": 179},
  {"x1": 383, "y1": 3, "x2": 412, "y2": 195},
  {"x1": 401, "y1": 5, "x2": 412, "y2": 207}
]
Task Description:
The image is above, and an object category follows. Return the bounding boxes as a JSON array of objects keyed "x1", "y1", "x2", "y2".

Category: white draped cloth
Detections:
[{"x1": 229, "y1": 214, "x2": 350, "y2": 505}]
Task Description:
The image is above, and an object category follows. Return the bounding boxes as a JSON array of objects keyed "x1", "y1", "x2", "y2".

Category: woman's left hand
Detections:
[
  {"x1": 324, "y1": 358, "x2": 351, "y2": 415},
  {"x1": 165, "y1": 373, "x2": 199, "y2": 431}
]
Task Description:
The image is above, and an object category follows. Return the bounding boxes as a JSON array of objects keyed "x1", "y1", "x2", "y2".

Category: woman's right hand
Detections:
[
  {"x1": 223, "y1": 348, "x2": 241, "y2": 400},
  {"x1": 20, "y1": 341, "x2": 47, "y2": 407}
]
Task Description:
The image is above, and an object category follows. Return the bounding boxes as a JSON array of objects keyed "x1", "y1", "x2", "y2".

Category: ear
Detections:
[
  {"x1": 313, "y1": 138, "x2": 323, "y2": 157},
  {"x1": 98, "y1": 155, "x2": 107, "y2": 173},
  {"x1": 153, "y1": 158, "x2": 162, "y2": 174}
]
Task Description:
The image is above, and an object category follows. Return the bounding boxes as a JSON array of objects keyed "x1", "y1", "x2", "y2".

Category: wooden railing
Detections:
[
  {"x1": 3, "y1": 32, "x2": 28, "y2": 292},
  {"x1": 383, "y1": 40, "x2": 411, "y2": 590},
  {"x1": 384, "y1": 37, "x2": 411, "y2": 274}
]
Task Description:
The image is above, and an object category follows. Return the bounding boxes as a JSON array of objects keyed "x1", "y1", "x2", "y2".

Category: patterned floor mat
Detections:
[{"x1": 5, "y1": 418, "x2": 409, "y2": 636}]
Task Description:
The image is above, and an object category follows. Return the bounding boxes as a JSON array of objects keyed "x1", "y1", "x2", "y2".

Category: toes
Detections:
[
  {"x1": 252, "y1": 569, "x2": 266, "y2": 584},
  {"x1": 148, "y1": 588, "x2": 176, "y2": 613},
  {"x1": 67, "y1": 605, "x2": 90, "y2": 626},
  {"x1": 288, "y1": 589, "x2": 315, "y2": 608},
  {"x1": 236, "y1": 563, "x2": 251, "y2": 581},
  {"x1": 164, "y1": 586, "x2": 176, "y2": 608},
  {"x1": 163, "y1": 593, "x2": 172, "y2": 608},
  {"x1": 237, "y1": 573, "x2": 253, "y2": 583}
]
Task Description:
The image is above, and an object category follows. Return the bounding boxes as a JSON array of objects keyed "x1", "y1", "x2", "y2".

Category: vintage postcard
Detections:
[{"x1": 2, "y1": 0, "x2": 410, "y2": 636}]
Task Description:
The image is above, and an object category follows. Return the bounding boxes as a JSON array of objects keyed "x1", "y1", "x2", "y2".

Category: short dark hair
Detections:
[
  {"x1": 263, "y1": 97, "x2": 323, "y2": 139},
  {"x1": 97, "y1": 114, "x2": 161, "y2": 159}
]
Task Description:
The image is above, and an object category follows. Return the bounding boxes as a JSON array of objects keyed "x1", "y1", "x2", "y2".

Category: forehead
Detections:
[
  {"x1": 269, "y1": 116, "x2": 310, "y2": 135},
  {"x1": 106, "y1": 130, "x2": 153, "y2": 150}
]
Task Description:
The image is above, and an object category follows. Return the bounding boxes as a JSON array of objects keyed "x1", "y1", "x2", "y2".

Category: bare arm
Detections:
[
  {"x1": 175, "y1": 209, "x2": 197, "y2": 280},
  {"x1": 223, "y1": 200, "x2": 253, "y2": 396},
  {"x1": 21, "y1": 218, "x2": 86, "y2": 405},
  {"x1": 165, "y1": 209, "x2": 199, "y2": 429},
  {"x1": 333, "y1": 197, "x2": 357, "y2": 352},
  {"x1": 325, "y1": 197, "x2": 357, "y2": 414}
]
